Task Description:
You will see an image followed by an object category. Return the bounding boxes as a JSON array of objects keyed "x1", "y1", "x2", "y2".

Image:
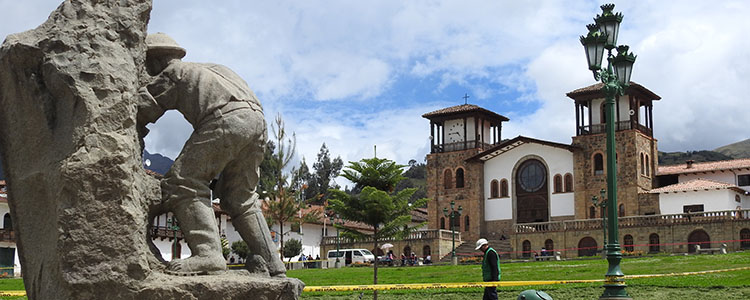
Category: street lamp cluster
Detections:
[
  {"x1": 579, "y1": 3, "x2": 634, "y2": 300},
  {"x1": 442, "y1": 200, "x2": 462, "y2": 265}
]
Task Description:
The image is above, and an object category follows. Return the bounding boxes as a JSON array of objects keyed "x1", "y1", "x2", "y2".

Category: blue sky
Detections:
[{"x1": 2, "y1": 1, "x2": 749, "y2": 173}]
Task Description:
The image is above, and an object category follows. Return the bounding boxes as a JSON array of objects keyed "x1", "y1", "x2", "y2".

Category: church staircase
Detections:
[{"x1": 440, "y1": 239, "x2": 512, "y2": 262}]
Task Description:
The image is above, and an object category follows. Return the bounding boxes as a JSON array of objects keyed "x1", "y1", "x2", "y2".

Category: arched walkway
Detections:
[
  {"x1": 578, "y1": 237, "x2": 598, "y2": 257},
  {"x1": 688, "y1": 229, "x2": 710, "y2": 253}
]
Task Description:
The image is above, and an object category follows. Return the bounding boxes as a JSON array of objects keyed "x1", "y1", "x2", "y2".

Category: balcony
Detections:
[
  {"x1": 150, "y1": 226, "x2": 184, "y2": 240},
  {"x1": 431, "y1": 141, "x2": 493, "y2": 153},
  {"x1": 578, "y1": 121, "x2": 652, "y2": 137},
  {"x1": 322, "y1": 229, "x2": 460, "y2": 245},
  {"x1": 514, "y1": 209, "x2": 750, "y2": 233}
]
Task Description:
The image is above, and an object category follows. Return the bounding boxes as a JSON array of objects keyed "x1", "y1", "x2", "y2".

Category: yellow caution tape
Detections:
[
  {"x1": 0, "y1": 290, "x2": 26, "y2": 296},
  {"x1": 303, "y1": 266, "x2": 750, "y2": 292}
]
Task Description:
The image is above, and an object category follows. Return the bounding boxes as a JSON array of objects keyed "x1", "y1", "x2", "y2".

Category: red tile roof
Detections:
[
  {"x1": 566, "y1": 81, "x2": 661, "y2": 102},
  {"x1": 422, "y1": 104, "x2": 509, "y2": 121},
  {"x1": 649, "y1": 178, "x2": 745, "y2": 194},
  {"x1": 658, "y1": 158, "x2": 750, "y2": 175},
  {"x1": 468, "y1": 135, "x2": 574, "y2": 162}
]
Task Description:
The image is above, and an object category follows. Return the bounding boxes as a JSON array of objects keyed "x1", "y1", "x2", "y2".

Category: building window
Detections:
[
  {"x1": 738, "y1": 174, "x2": 750, "y2": 186},
  {"x1": 618, "y1": 204, "x2": 625, "y2": 217},
  {"x1": 553, "y1": 174, "x2": 563, "y2": 193},
  {"x1": 490, "y1": 180, "x2": 499, "y2": 198},
  {"x1": 564, "y1": 173, "x2": 573, "y2": 192},
  {"x1": 594, "y1": 153, "x2": 604, "y2": 175},
  {"x1": 590, "y1": 206, "x2": 596, "y2": 219},
  {"x1": 500, "y1": 179, "x2": 509, "y2": 198},
  {"x1": 649, "y1": 233, "x2": 660, "y2": 253},
  {"x1": 455, "y1": 168, "x2": 465, "y2": 188},
  {"x1": 578, "y1": 237, "x2": 598, "y2": 257},
  {"x1": 623, "y1": 234, "x2": 634, "y2": 252},
  {"x1": 2, "y1": 214, "x2": 10, "y2": 230},
  {"x1": 683, "y1": 204, "x2": 704, "y2": 213},
  {"x1": 736, "y1": 195, "x2": 742, "y2": 203},
  {"x1": 443, "y1": 169, "x2": 452, "y2": 189},
  {"x1": 741, "y1": 228, "x2": 750, "y2": 249},
  {"x1": 522, "y1": 240, "x2": 531, "y2": 258},
  {"x1": 440, "y1": 217, "x2": 445, "y2": 229},
  {"x1": 464, "y1": 215, "x2": 470, "y2": 232},
  {"x1": 518, "y1": 160, "x2": 546, "y2": 192},
  {"x1": 645, "y1": 154, "x2": 650, "y2": 176},
  {"x1": 640, "y1": 153, "x2": 645, "y2": 175}
]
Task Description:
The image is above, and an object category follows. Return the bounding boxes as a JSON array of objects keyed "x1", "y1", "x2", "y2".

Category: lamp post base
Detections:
[{"x1": 451, "y1": 256, "x2": 458, "y2": 266}]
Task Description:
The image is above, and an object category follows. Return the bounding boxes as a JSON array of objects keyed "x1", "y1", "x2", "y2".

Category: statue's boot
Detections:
[
  {"x1": 166, "y1": 200, "x2": 227, "y2": 274},
  {"x1": 232, "y1": 210, "x2": 286, "y2": 277}
]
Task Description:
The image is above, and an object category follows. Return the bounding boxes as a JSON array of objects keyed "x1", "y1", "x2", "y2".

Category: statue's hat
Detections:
[{"x1": 146, "y1": 32, "x2": 186, "y2": 58}]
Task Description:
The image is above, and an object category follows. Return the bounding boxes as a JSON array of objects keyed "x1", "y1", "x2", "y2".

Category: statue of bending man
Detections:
[{"x1": 137, "y1": 32, "x2": 285, "y2": 276}]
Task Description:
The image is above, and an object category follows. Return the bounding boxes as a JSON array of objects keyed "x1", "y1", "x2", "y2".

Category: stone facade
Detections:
[
  {"x1": 572, "y1": 129, "x2": 659, "y2": 219},
  {"x1": 425, "y1": 149, "x2": 485, "y2": 244},
  {"x1": 513, "y1": 214, "x2": 750, "y2": 259}
]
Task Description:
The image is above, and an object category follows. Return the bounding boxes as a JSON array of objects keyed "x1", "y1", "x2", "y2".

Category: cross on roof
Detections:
[{"x1": 463, "y1": 93, "x2": 470, "y2": 104}]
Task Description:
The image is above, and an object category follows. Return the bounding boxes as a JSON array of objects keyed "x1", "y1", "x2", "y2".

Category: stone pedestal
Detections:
[{"x1": 0, "y1": 1, "x2": 302, "y2": 299}]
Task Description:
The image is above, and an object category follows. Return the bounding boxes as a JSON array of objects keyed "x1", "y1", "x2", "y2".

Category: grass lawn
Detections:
[
  {"x1": 293, "y1": 251, "x2": 750, "y2": 299},
  {"x1": 1, "y1": 252, "x2": 748, "y2": 299}
]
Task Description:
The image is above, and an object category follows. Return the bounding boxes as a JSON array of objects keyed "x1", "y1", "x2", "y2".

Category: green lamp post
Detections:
[
  {"x1": 166, "y1": 217, "x2": 180, "y2": 260},
  {"x1": 579, "y1": 3, "x2": 635, "y2": 299},
  {"x1": 442, "y1": 200, "x2": 462, "y2": 265},
  {"x1": 329, "y1": 214, "x2": 342, "y2": 268}
]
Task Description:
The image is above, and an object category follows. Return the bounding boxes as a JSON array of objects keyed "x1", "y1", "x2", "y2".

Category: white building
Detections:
[{"x1": 0, "y1": 180, "x2": 21, "y2": 277}]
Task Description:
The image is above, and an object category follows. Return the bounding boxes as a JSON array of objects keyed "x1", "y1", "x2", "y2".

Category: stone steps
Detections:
[{"x1": 440, "y1": 239, "x2": 512, "y2": 262}]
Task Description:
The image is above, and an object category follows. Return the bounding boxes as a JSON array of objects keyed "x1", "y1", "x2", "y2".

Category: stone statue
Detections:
[
  {"x1": 137, "y1": 33, "x2": 285, "y2": 276},
  {"x1": 0, "y1": 1, "x2": 301, "y2": 298}
]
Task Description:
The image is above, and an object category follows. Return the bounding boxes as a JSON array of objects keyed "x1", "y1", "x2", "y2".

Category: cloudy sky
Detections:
[{"x1": 2, "y1": 1, "x2": 748, "y2": 172}]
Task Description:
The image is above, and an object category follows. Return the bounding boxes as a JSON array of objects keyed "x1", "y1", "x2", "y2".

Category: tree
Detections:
[
  {"x1": 328, "y1": 157, "x2": 427, "y2": 300},
  {"x1": 305, "y1": 143, "x2": 343, "y2": 204},
  {"x1": 262, "y1": 114, "x2": 320, "y2": 260},
  {"x1": 231, "y1": 240, "x2": 249, "y2": 261},
  {"x1": 282, "y1": 238, "x2": 303, "y2": 262}
]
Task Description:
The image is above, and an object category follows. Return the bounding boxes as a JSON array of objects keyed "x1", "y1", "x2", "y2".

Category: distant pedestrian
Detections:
[
  {"x1": 400, "y1": 253, "x2": 406, "y2": 266},
  {"x1": 476, "y1": 238, "x2": 501, "y2": 300}
]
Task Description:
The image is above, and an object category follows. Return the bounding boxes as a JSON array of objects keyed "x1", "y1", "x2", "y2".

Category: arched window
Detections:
[
  {"x1": 619, "y1": 204, "x2": 625, "y2": 217},
  {"x1": 623, "y1": 234, "x2": 634, "y2": 252},
  {"x1": 640, "y1": 153, "x2": 645, "y2": 175},
  {"x1": 594, "y1": 153, "x2": 604, "y2": 175},
  {"x1": 649, "y1": 233, "x2": 660, "y2": 253},
  {"x1": 544, "y1": 239, "x2": 554, "y2": 253},
  {"x1": 464, "y1": 215, "x2": 469, "y2": 232},
  {"x1": 423, "y1": 245, "x2": 431, "y2": 256},
  {"x1": 590, "y1": 206, "x2": 596, "y2": 219},
  {"x1": 2, "y1": 213, "x2": 11, "y2": 230},
  {"x1": 455, "y1": 168, "x2": 465, "y2": 188},
  {"x1": 440, "y1": 217, "x2": 445, "y2": 229},
  {"x1": 645, "y1": 154, "x2": 650, "y2": 176},
  {"x1": 490, "y1": 180, "x2": 499, "y2": 198},
  {"x1": 553, "y1": 174, "x2": 563, "y2": 193},
  {"x1": 443, "y1": 169, "x2": 452, "y2": 189},
  {"x1": 403, "y1": 246, "x2": 411, "y2": 257},
  {"x1": 564, "y1": 173, "x2": 573, "y2": 192},
  {"x1": 740, "y1": 228, "x2": 750, "y2": 249},
  {"x1": 522, "y1": 240, "x2": 531, "y2": 258},
  {"x1": 500, "y1": 179, "x2": 509, "y2": 198}
]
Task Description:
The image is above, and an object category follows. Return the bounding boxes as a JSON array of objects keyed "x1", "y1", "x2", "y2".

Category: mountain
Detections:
[
  {"x1": 143, "y1": 150, "x2": 174, "y2": 175},
  {"x1": 658, "y1": 138, "x2": 750, "y2": 166},
  {"x1": 658, "y1": 150, "x2": 733, "y2": 166},
  {"x1": 714, "y1": 138, "x2": 750, "y2": 159}
]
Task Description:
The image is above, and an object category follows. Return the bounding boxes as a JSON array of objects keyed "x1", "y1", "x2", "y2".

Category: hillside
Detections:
[
  {"x1": 715, "y1": 138, "x2": 750, "y2": 159},
  {"x1": 143, "y1": 150, "x2": 174, "y2": 175},
  {"x1": 658, "y1": 138, "x2": 750, "y2": 165}
]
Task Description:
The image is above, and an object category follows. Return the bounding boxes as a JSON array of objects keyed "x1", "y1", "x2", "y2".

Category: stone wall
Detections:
[
  {"x1": 572, "y1": 129, "x2": 659, "y2": 220},
  {"x1": 426, "y1": 148, "x2": 485, "y2": 243},
  {"x1": 512, "y1": 218, "x2": 750, "y2": 259}
]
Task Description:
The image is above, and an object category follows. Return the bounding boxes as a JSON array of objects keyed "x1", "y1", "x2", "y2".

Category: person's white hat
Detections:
[{"x1": 475, "y1": 238, "x2": 488, "y2": 250}]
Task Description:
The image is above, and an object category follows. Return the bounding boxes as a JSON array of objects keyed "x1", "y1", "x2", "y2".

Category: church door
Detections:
[{"x1": 516, "y1": 159, "x2": 549, "y2": 223}]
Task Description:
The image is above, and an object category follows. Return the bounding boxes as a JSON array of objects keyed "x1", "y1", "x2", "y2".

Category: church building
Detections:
[{"x1": 424, "y1": 82, "x2": 750, "y2": 258}]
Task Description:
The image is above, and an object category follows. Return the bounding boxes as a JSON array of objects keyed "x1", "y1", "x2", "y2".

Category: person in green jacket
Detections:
[{"x1": 476, "y1": 238, "x2": 500, "y2": 300}]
